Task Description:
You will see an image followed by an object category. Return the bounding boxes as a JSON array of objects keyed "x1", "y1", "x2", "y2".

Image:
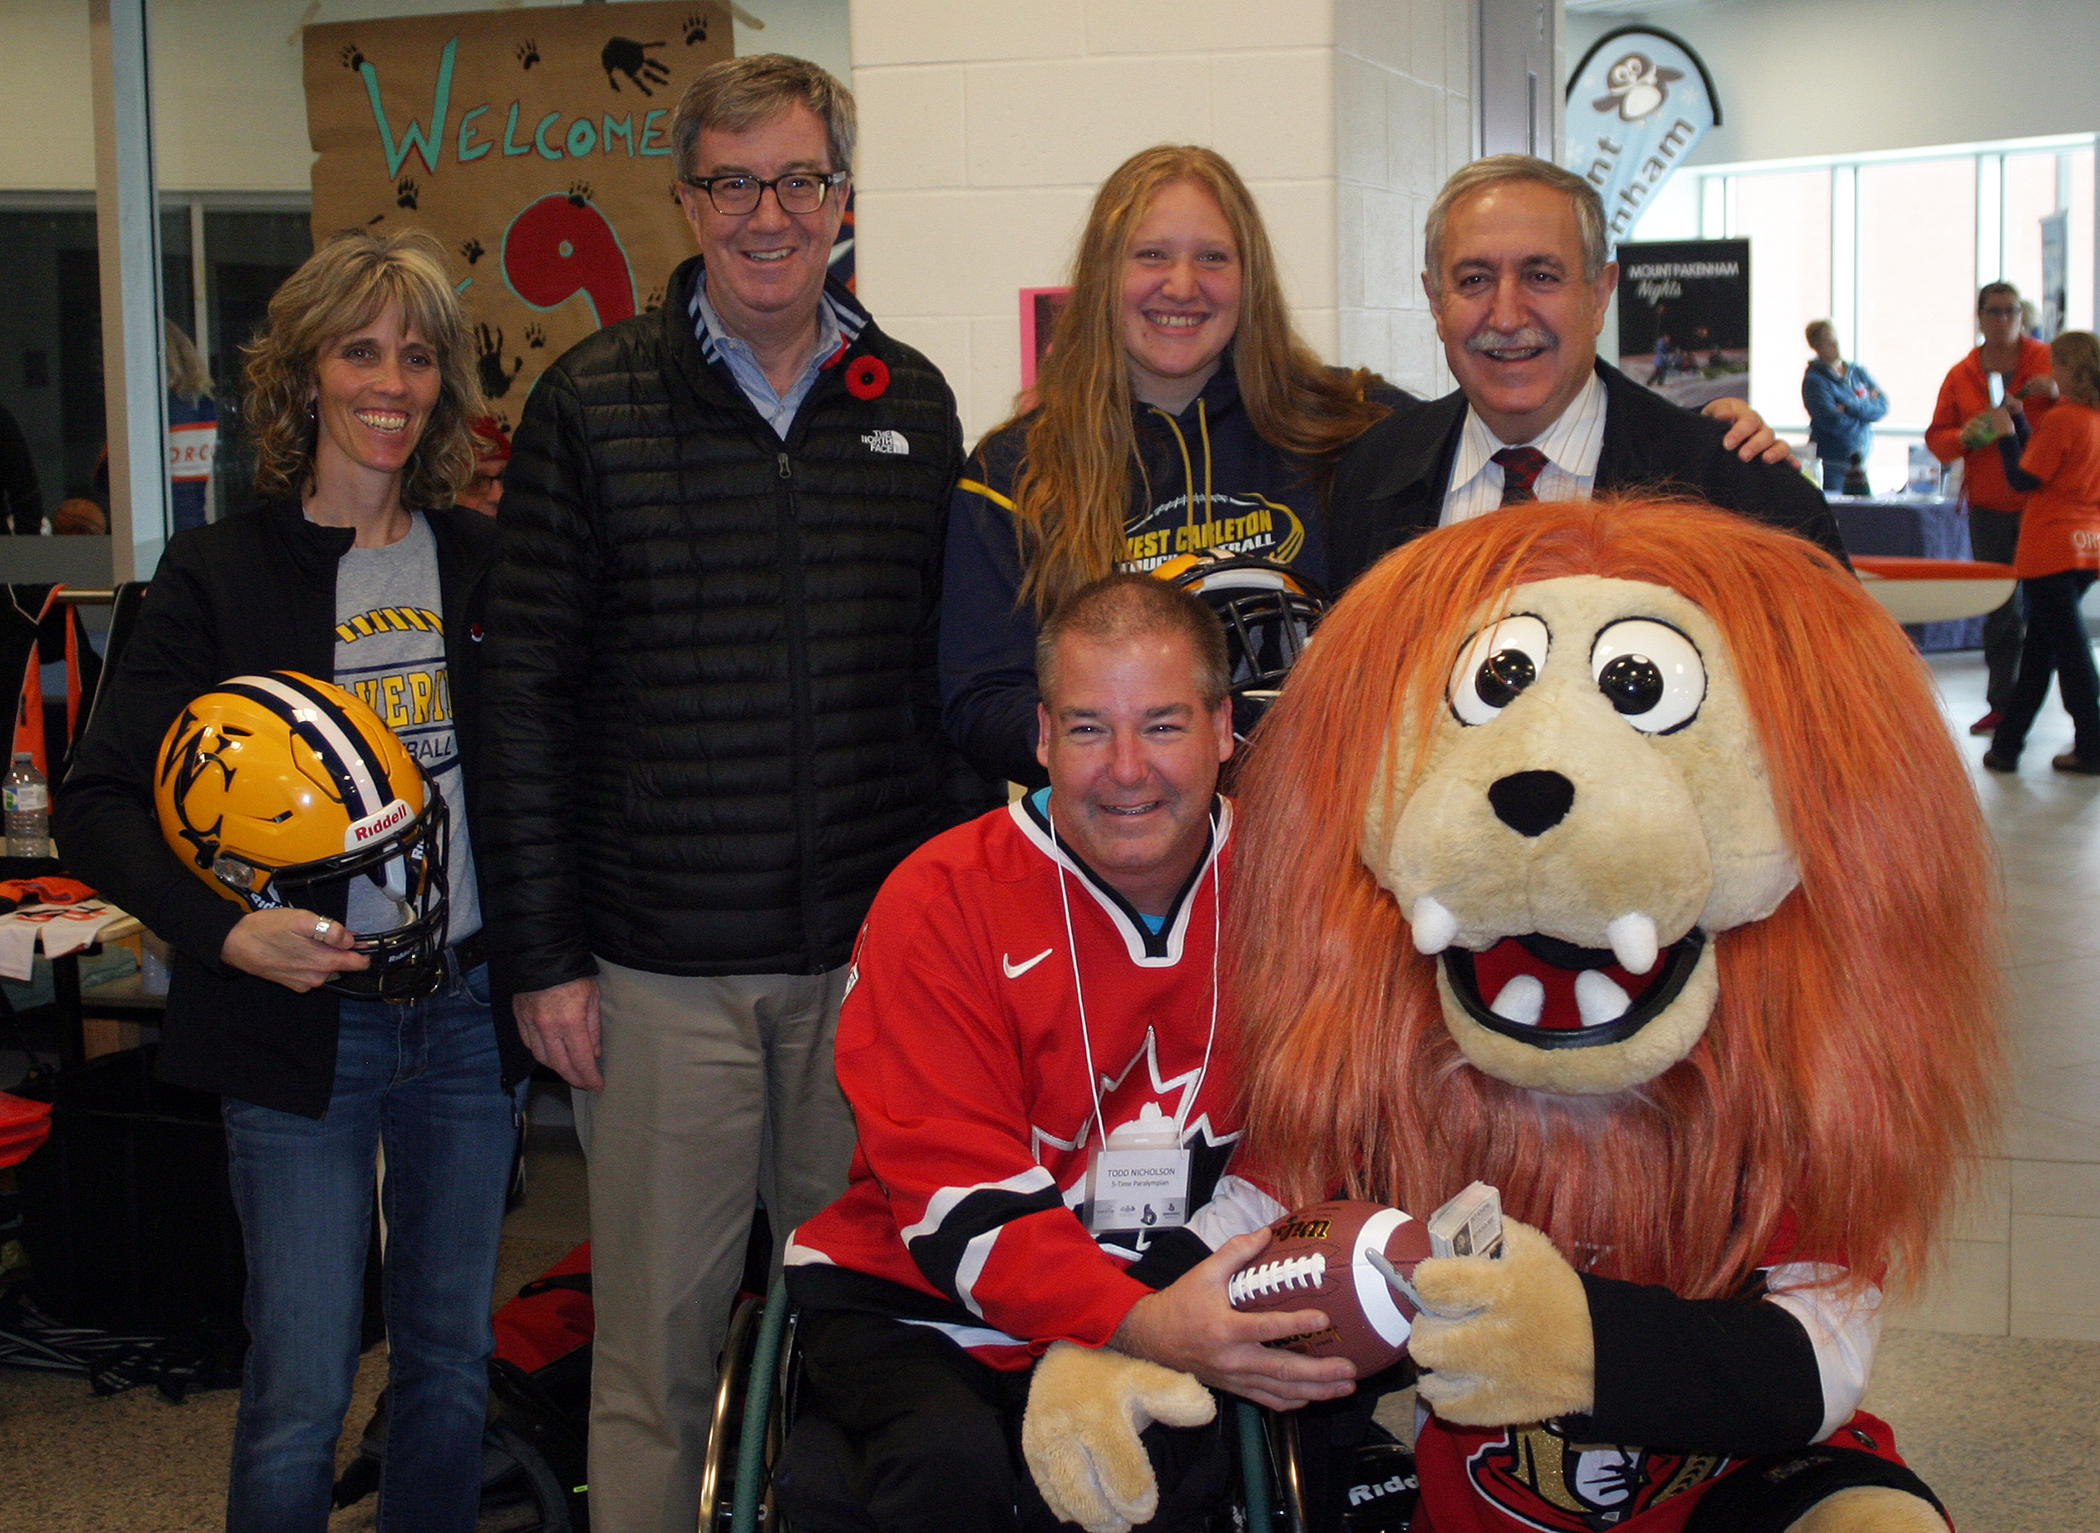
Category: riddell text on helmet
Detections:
[{"x1": 347, "y1": 797, "x2": 413, "y2": 848}]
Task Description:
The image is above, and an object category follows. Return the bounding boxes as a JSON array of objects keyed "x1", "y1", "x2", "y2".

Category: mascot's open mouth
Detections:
[{"x1": 1443, "y1": 929, "x2": 1707, "y2": 1049}]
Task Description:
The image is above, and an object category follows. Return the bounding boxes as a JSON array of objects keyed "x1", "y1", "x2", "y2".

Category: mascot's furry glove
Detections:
[
  {"x1": 1408, "y1": 1219, "x2": 1595, "y2": 1426},
  {"x1": 1022, "y1": 1340, "x2": 1216, "y2": 1532}
]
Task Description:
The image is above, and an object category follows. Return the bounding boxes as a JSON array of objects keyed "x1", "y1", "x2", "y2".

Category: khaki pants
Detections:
[{"x1": 574, "y1": 961, "x2": 856, "y2": 1533}]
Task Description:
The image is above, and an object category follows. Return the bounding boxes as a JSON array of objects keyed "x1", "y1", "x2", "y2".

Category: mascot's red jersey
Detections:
[{"x1": 787, "y1": 793, "x2": 1281, "y2": 1367}]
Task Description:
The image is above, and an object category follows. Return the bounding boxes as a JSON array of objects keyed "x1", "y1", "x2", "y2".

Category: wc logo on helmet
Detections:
[
  {"x1": 159, "y1": 712, "x2": 235, "y2": 871},
  {"x1": 347, "y1": 797, "x2": 415, "y2": 850}
]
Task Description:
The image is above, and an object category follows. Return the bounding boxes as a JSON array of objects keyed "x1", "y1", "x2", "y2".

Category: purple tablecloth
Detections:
[{"x1": 1830, "y1": 496, "x2": 1986, "y2": 651}]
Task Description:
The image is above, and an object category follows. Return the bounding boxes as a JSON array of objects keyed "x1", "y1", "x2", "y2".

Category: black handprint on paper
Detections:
[
  {"x1": 602, "y1": 38, "x2": 671, "y2": 96},
  {"x1": 644, "y1": 286, "x2": 665, "y2": 313},
  {"x1": 474, "y1": 324, "x2": 525, "y2": 400},
  {"x1": 683, "y1": 13, "x2": 709, "y2": 44},
  {"x1": 567, "y1": 181, "x2": 593, "y2": 207},
  {"x1": 340, "y1": 43, "x2": 366, "y2": 72},
  {"x1": 396, "y1": 178, "x2": 419, "y2": 210},
  {"x1": 516, "y1": 39, "x2": 540, "y2": 70},
  {"x1": 460, "y1": 237, "x2": 485, "y2": 265},
  {"x1": 492, "y1": 412, "x2": 512, "y2": 434},
  {"x1": 524, "y1": 323, "x2": 546, "y2": 349}
]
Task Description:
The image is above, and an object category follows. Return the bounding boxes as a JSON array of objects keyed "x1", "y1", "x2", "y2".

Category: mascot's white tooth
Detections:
[
  {"x1": 1606, "y1": 913, "x2": 1659, "y2": 976},
  {"x1": 1411, "y1": 896, "x2": 1459, "y2": 956},
  {"x1": 1575, "y1": 970, "x2": 1632, "y2": 1026},
  {"x1": 1488, "y1": 974, "x2": 1545, "y2": 1025}
]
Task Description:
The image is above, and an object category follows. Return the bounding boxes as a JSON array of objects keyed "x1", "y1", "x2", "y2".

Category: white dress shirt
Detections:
[{"x1": 1439, "y1": 369, "x2": 1609, "y2": 525}]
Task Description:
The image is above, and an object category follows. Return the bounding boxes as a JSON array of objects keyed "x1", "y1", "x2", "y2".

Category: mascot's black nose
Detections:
[{"x1": 1488, "y1": 770, "x2": 1575, "y2": 837}]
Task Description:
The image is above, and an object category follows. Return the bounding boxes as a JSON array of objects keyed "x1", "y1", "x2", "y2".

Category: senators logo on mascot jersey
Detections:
[{"x1": 1464, "y1": 1424, "x2": 1725, "y2": 1532}]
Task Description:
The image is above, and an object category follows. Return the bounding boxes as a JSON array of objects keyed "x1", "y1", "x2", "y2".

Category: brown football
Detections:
[{"x1": 1225, "y1": 1199, "x2": 1431, "y2": 1374}]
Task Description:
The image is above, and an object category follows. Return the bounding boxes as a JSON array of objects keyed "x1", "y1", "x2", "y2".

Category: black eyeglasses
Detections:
[{"x1": 679, "y1": 171, "x2": 848, "y2": 216}]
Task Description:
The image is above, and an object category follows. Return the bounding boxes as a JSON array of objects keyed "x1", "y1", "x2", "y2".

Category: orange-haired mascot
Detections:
[{"x1": 1229, "y1": 500, "x2": 2001, "y2": 1533}]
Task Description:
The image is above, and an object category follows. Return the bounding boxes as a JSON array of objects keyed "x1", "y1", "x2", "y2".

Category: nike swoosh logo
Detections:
[{"x1": 1003, "y1": 948, "x2": 1053, "y2": 979}]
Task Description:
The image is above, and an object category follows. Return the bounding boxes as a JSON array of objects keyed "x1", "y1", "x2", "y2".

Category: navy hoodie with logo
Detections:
[{"x1": 938, "y1": 361, "x2": 1399, "y2": 785}]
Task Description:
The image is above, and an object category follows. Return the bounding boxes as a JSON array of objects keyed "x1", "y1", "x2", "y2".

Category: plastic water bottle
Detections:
[{"x1": 5, "y1": 752, "x2": 49, "y2": 858}]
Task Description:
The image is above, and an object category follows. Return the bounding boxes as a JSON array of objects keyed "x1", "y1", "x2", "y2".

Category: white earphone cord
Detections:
[{"x1": 1047, "y1": 804, "x2": 1222, "y2": 1153}]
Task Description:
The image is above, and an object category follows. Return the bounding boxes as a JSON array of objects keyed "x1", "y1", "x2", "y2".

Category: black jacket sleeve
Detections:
[
  {"x1": 918, "y1": 413, "x2": 1006, "y2": 821},
  {"x1": 938, "y1": 476, "x2": 1049, "y2": 789},
  {"x1": 1559, "y1": 1271, "x2": 1827, "y2": 1456},
  {"x1": 1997, "y1": 411, "x2": 2042, "y2": 493},
  {"x1": 479, "y1": 366, "x2": 605, "y2": 994},
  {"x1": 53, "y1": 541, "x2": 248, "y2": 971},
  {"x1": 1595, "y1": 365, "x2": 1851, "y2": 569}
]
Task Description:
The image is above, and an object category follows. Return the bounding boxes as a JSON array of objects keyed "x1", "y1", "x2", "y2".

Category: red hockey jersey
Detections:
[{"x1": 787, "y1": 794, "x2": 1279, "y2": 1367}]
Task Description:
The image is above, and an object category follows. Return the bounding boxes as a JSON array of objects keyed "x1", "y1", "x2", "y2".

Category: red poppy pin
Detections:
[
  {"x1": 469, "y1": 622, "x2": 485, "y2": 642},
  {"x1": 844, "y1": 355, "x2": 890, "y2": 400}
]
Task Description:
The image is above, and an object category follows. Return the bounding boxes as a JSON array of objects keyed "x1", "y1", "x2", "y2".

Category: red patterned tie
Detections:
[{"x1": 1493, "y1": 446, "x2": 1549, "y2": 506}]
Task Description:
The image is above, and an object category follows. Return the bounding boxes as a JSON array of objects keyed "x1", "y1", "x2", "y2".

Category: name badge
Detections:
[{"x1": 1086, "y1": 1146, "x2": 1192, "y2": 1233}]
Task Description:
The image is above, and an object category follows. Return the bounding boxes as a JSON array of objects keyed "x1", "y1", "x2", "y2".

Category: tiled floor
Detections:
[{"x1": 1886, "y1": 649, "x2": 2100, "y2": 1342}]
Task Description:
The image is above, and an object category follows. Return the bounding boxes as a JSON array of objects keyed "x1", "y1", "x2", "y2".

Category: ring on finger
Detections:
[{"x1": 312, "y1": 917, "x2": 332, "y2": 942}]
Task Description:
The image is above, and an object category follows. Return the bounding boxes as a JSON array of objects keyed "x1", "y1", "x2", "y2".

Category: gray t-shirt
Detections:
[{"x1": 333, "y1": 513, "x2": 481, "y2": 948}]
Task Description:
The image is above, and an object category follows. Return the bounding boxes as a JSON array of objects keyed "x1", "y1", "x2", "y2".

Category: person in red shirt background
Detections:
[
  {"x1": 1979, "y1": 329, "x2": 2100, "y2": 775},
  {"x1": 1928, "y1": 281, "x2": 2060, "y2": 735}
]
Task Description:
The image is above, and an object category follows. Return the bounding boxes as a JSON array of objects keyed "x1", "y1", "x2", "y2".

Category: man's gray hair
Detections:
[
  {"x1": 1423, "y1": 155, "x2": 1611, "y2": 294},
  {"x1": 1037, "y1": 574, "x2": 1231, "y2": 713},
  {"x1": 670, "y1": 54, "x2": 857, "y2": 179}
]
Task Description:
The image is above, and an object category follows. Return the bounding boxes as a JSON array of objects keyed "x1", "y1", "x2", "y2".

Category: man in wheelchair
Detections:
[{"x1": 780, "y1": 574, "x2": 1354, "y2": 1532}]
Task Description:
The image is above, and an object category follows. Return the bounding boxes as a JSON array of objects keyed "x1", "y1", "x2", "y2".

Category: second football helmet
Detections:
[
  {"x1": 1155, "y1": 552, "x2": 1329, "y2": 741},
  {"x1": 154, "y1": 671, "x2": 449, "y2": 1001}
]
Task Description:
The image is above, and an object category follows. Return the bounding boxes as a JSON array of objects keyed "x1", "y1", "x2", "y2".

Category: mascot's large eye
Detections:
[
  {"x1": 1450, "y1": 615, "x2": 1551, "y2": 725},
  {"x1": 1590, "y1": 619, "x2": 1705, "y2": 733}
]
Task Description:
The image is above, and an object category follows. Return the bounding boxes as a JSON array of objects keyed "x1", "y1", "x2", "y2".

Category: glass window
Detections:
[
  {"x1": 1632, "y1": 132, "x2": 2097, "y2": 475},
  {"x1": 0, "y1": 206, "x2": 101, "y2": 529},
  {"x1": 203, "y1": 211, "x2": 315, "y2": 520},
  {"x1": 1731, "y1": 169, "x2": 1832, "y2": 433},
  {"x1": 2071, "y1": 148, "x2": 2095, "y2": 332},
  {"x1": 1857, "y1": 157, "x2": 1976, "y2": 429},
  {"x1": 2003, "y1": 151, "x2": 2059, "y2": 309}
]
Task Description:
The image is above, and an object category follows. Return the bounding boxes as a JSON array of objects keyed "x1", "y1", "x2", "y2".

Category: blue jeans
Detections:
[{"x1": 222, "y1": 960, "x2": 520, "y2": 1533}]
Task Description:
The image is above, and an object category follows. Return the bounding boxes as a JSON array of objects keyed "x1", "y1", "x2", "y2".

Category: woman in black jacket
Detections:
[{"x1": 56, "y1": 230, "x2": 527, "y2": 1533}]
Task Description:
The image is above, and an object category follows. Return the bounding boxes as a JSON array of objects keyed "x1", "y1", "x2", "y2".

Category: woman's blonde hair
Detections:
[
  {"x1": 1001, "y1": 146, "x2": 1388, "y2": 618},
  {"x1": 164, "y1": 320, "x2": 212, "y2": 404},
  {"x1": 2050, "y1": 329, "x2": 2100, "y2": 408},
  {"x1": 242, "y1": 229, "x2": 484, "y2": 508}
]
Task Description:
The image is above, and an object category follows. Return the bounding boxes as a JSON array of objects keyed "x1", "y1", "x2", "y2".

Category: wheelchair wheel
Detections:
[{"x1": 699, "y1": 1273, "x2": 797, "y2": 1531}]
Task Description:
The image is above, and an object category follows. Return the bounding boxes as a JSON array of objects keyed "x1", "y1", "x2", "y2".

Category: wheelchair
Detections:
[{"x1": 698, "y1": 1274, "x2": 1319, "y2": 1532}]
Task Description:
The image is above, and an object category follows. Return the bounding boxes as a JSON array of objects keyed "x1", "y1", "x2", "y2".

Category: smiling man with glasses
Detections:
[{"x1": 482, "y1": 53, "x2": 975, "y2": 1532}]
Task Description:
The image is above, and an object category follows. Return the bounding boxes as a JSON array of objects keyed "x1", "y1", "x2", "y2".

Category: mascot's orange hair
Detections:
[{"x1": 1233, "y1": 499, "x2": 2003, "y2": 1300}]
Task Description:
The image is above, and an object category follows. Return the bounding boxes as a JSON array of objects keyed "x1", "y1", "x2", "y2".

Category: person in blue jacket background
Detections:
[{"x1": 1802, "y1": 319, "x2": 1887, "y2": 491}]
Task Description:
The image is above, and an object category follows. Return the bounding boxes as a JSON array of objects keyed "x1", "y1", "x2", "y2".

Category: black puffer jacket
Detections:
[{"x1": 481, "y1": 259, "x2": 969, "y2": 992}]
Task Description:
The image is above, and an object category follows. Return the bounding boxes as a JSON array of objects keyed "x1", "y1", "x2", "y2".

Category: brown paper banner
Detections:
[{"x1": 304, "y1": 2, "x2": 731, "y2": 426}]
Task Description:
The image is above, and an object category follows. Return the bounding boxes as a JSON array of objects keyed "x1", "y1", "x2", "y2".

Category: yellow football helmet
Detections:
[{"x1": 154, "y1": 671, "x2": 449, "y2": 1001}]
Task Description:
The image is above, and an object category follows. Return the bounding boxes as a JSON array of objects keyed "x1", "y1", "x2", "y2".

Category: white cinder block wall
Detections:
[{"x1": 849, "y1": 0, "x2": 1474, "y2": 447}]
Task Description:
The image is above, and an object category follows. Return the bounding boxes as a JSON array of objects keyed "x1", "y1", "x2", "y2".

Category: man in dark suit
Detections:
[{"x1": 1328, "y1": 156, "x2": 1845, "y2": 587}]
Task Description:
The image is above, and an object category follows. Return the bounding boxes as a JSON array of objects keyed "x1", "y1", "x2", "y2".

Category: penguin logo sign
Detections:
[{"x1": 1594, "y1": 53, "x2": 1683, "y2": 122}]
